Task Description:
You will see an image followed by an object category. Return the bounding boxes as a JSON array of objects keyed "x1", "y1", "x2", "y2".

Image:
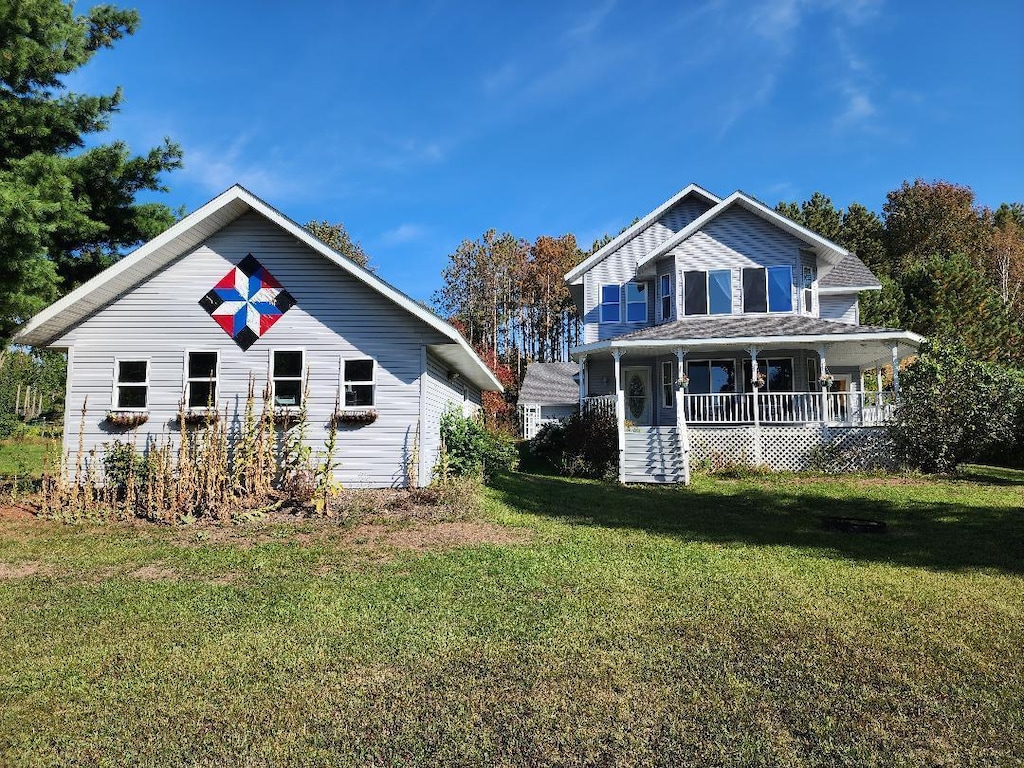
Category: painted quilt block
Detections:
[{"x1": 199, "y1": 254, "x2": 296, "y2": 350}]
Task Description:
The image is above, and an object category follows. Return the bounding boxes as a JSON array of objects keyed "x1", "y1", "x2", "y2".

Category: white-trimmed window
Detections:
[
  {"x1": 659, "y1": 274, "x2": 672, "y2": 321},
  {"x1": 272, "y1": 350, "x2": 305, "y2": 407},
  {"x1": 114, "y1": 360, "x2": 148, "y2": 410},
  {"x1": 600, "y1": 283, "x2": 620, "y2": 323},
  {"x1": 742, "y1": 265, "x2": 793, "y2": 313},
  {"x1": 186, "y1": 351, "x2": 219, "y2": 409},
  {"x1": 342, "y1": 358, "x2": 375, "y2": 407},
  {"x1": 683, "y1": 270, "x2": 732, "y2": 315},
  {"x1": 626, "y1": 281, "x2": 647, "y2": 323},
  {"x1": 661, "y1": 361, "x2": 674, "y2": 408}
]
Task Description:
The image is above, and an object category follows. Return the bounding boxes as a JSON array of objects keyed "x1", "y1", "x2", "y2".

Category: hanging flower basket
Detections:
[
  {"x1": 273, "y1": 409, "x2": 302, "y2": 426},
  {"x1": 751, "y1": 371, "x2": 767, "y2": 389},
  {"x1": 674, "y1": 374, "x2": 689, "y2": 390},
  {"x1": 819, "y1": 373, "x2": 835, "y2": 389},
  {"x1": 104, "y1": 411, "x2": 149, "y2": 429},
  {"x1": 333, "y1": 409, "x2": 378, "y2": 426},
  {"x1": 177, "y1": 409, "x2": 220, "y2": 426}
]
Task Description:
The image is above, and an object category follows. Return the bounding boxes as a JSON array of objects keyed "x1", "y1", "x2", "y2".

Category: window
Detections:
[
  {"x1": 661, "y1": 361, "x2": 674, "y2": 408},
  {"x1": 115, "y1": 360, "x2": 148, "y2": 410},
  {"x1": 686, "y1": 360, "x2": 737, "y2": 395},
  {"x1": 742, "y1": 266, "x2": 793, "y2": 313},
  {"x1": 625, "y1": 282, "x2": 647, "y2": 322},
  {"x1": 600, "y1": 284, "x2": 620, "y2": 322},
  {"x1": 342, "y1": 358, "x2": 375, "y2": 407},
  {"x1": 272, "y1": 350, "x2": 304, "y2": 407},
  {"x1": 659, "y1": 274, "x2": 672, "y2": 321},
  {"x1": 684, "y1": 270, "x2": 732, "y2": 316},
  {"x1": 742, "y1": 358, "x2": 794, "y2": 392},
  {"x1": 806, "y1": 357, "x2": 819, "y2": 391},
  {"x1": 186, "y1": 351, "x2": 219, "y2": 409}
]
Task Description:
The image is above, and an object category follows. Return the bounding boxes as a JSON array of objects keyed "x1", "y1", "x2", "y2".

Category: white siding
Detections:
[
  {"x1": 819, "y1": 294, "x2": 859, "y2": 325},
  {"x1": 59, "y1": 212, "x2": 458, "y2": 488},
  {"x1": 583, "y1": 198, "x2": 712, "y2": 342},
  {"x1": 421, "y1": 352, "x2": 482, "y2": 484}
]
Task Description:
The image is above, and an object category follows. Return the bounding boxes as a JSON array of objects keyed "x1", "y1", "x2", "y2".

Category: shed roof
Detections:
[
  {"x1": 14, "y1": 185, "x2": 502, "y2": 392},
  {"x1": 518, "y1": 361, "x2": 579, "y2": 405}
]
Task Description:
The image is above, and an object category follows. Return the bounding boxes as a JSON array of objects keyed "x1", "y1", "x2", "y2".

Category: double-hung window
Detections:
[
  {"x1": 186, "y1": 351, "x2": 219, "y2": 409},
  {"x1": 742, "y1": 266, "x2": 793, "y2": 313},
  {"x1": 806, "y1": 357, "x2": 819, "y2": 390},
  {"x1": 625, "y1": 282, "x2": 647, "y2": 322},
  {"x1": 661, "y1": 361, "x2": 674, "y2": 408},
  {"x1": 272, "y1": 350, "x2": 304, "y2": 407},
  {"x1": 683, "y1": 270, "x2": 732, "y2": 315},
  {"x1": 686, "y1": 360, "x2": 737, "y2": 395},
  {"x1": 600, "y1": 284, "x2": 620, "y2": 322},
  {"x1": 659, "y1": 274, "x2": 672, "y2": 321},
  {"x1": 342, "y1": 358, "x2": 375, "y2": 407},
  {"x1": 114, "y1": 360, "x2": 148, "y2": 410}
]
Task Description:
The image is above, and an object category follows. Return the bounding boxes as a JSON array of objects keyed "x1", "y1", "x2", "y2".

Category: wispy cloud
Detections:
[
  {"x1": 180, "y1": 134, "x2": 308, "y2": 198},
  {"x1": 379, "y1": 223, "x2": 427, "y2": 246}
]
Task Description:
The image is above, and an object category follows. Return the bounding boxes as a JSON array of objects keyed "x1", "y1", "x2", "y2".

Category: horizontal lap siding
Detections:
[
  {"x1": 819, "y1": 294, "x2": 858, "y2": 325},
  {"x1": 422, "y1": 352, "x2": 482, "y2": 484},
  {"x1": 60, "y1": 212, "x2": 451, "y2": 488},
  {"x1": 583, "y1": 198, "x2": 711, "y2": 342},
  {"x1": 670, "y1": 207, "x2": 807, "y2": 317}
]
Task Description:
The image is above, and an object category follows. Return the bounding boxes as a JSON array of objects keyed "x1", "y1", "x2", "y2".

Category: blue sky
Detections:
[{"x1": 70, "y1": 0, "x2": 1022, "y2": 303}]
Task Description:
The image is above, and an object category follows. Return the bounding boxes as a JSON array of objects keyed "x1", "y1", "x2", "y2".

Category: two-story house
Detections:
[{"x1": 562, "y1": 184, "x2": 922, "y2": 483}]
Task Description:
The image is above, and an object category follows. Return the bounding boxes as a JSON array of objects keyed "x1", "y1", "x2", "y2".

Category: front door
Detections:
[{"x1": 623, "y1": 367, "x2": 652, "y2": 426}]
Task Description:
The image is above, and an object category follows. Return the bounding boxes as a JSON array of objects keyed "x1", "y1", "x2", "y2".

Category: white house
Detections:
[
  {"x1": 517, "y1": 361, "x2": 579, "y2": 439},
  {"x1": 15, "y1": 185, "x2": 502, "y2": 488},
  {"x1": 562, "y1": 184, "x2": 924, "y2": 483}
]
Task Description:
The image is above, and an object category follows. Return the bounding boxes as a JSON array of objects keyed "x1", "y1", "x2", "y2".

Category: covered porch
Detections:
[{"x1": 571, "y1": 317, "x2": 923, "y2": 483}]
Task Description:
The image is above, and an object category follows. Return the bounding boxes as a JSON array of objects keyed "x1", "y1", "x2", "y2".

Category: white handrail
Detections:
[{"x1": 680, "y1": 390, "x2": 896, "y2": 426}]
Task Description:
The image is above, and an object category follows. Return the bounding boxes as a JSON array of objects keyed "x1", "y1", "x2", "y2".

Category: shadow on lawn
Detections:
[{"x1": 492, "y1": 472, "x2": 1024, "y2": 575}]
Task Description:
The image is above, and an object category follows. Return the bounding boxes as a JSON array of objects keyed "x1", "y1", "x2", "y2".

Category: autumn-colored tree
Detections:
[
  {"x1": 304, "y1": 220, "x2": 372, "y2": 270},
  {"x1": 990, "y1": 203, "x2": 1024, "y2": 320}
]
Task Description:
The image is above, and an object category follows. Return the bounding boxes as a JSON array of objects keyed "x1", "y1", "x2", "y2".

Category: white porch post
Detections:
[
  {"x1": 577, "y1": 354, "x2": 587, "y2": 410},
  {"x1": 818, "y1": 344, "x2": 829, "y2": 424},
  {"x1": 675, "y1": 347, "x2": 690, "y2": 485},
  {"x1": 876, "y1": 358, "x2": 884, "y2": 398},
  {"x1": 613, "y1": 349, "x2": 625, "y2": 483},
  {"x1": 891, "y1": 344, "x2": 901, "y2": 398},
  {"x1": 749, "y1": 346, "x2": 762, "y2": 465}
]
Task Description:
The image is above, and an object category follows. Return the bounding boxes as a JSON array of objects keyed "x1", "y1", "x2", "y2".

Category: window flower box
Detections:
[
  {"x1": 104, "y1": 410, "x2": 149, "y2": 429},
  {"x1": 177, "y1": 409, "x2": 220, "y2": 426},
  {"x1": 333, "y1": 409, "x2": 378, "y2": 426},
  {"x1": 273, "y1": 409, "x2": 302, "y2": 427}
]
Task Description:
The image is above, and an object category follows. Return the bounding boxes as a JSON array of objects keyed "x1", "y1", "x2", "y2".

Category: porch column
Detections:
[
  {"x1": 577, "y1": 354, "x2": 587, "y2": 410},
  {"x1": 749, "y1": 346, "x2": 762, "y2": 465},
  {"x1": 613, "y1": 349, "x2": 625, "y2": 483},
  {"x1": 876, "y1": 359, "x2": 884, "y2": 398},
  {"x1": 891, "y1": 344, "x2": 901, "y2": 397},
  {"x1": 674, "y1": 347, "x2": 690, "y2": 485},
  {"x1": 818, "y1": 344, "x2": 829, "y2": 424}
]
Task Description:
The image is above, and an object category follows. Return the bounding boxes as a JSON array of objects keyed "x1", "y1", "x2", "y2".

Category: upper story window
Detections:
[
  {"x1": 742, "y1": 266, "x2": 793, "y2": 313},
  {"x1": 659, "y1": 274, "x2": 672, "y2": 321},
  {"x1": 625, "y1": 282, "x2": 647, "y2": 323},
  {"x1": 186, "y1": 351, "x2": 218, "y2": 409},
  {"x1": 342, "y1": 358, "x2": 375, "y2": 407},
  {"x1": 272, "y1": 349, "x2": 304, "y2": 407},
  {"x1": 683, "y1": 270, "x2": 732, "y2": 316},
  {"x1": 600, "y1": 284, "x2": 620, "y2": 323},
  {"x1": 115, "y1": 360, "x2": 148, "y2": 410}
]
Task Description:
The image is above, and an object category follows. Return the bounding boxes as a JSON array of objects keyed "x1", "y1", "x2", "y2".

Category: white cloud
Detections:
[
  {"x1": 379, "y1": 223, "x2": 427, "y2": 246},
  {"x1": 179, "y1": 134, "x2": 307, "y2": 198}
]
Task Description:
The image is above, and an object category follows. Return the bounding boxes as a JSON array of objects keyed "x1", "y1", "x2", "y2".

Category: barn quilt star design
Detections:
[{"x1": 199, "y1": 254, "x2": 296, "y2": 350}]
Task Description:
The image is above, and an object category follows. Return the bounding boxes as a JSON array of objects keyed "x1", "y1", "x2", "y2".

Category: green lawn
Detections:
[
  {"x1": 0, "y1": 435, "x2": 57, "y2": 479},
  {"x1": 1, "y1": 471, "x2": 1023, "y2": 766}
]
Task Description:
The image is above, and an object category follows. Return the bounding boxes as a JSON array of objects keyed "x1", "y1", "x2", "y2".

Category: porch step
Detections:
[{"x1": 624, "y1": 472, "x2": 680, "y2": 484}]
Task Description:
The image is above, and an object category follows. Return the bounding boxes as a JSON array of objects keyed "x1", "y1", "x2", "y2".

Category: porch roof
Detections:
[
  {"x1": 571, "y1": 316, "x2": 923, "y2": 366},
  {"x1": 518, "y1": 361, "x2": 579, "y2": 405}
]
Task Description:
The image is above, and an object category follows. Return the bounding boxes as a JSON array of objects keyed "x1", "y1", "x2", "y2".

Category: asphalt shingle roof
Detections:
[
  {"x1": 612, "y1": 315, "x2": 905, "y2": 343},
  {"x1": 518, "y1": 361, "x2": 579, "y2": 405},
  {"x1": 818, "y1": 254, "x2": 882, "y2": 290}
]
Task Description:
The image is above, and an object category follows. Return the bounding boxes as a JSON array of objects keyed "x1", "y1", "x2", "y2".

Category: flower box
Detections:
[
  {"x1": 104, "y1": 411, "x2": 149, "y2": 429},
  {"x1": 273, "y1": 410, "x2": 302, "y2": 426},
  {"x1": 177, "y1": 410, "x2": 220, "y2": 426},
  {"x1": 333, "y1": 409, "x2": 378, "y2": 426}
]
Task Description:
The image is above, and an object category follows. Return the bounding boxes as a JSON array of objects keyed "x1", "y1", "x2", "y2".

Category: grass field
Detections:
[{"x1": 1, "y1": 469, "x2": 1023, "y2": 766}]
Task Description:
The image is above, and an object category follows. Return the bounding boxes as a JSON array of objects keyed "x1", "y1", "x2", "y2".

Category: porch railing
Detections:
[
  {"x1": 582, "y1": 394, "x2": 616, "y2": 417},
  {"x1": 681, "y1": 391, "x2": 896, "y2": 426}
]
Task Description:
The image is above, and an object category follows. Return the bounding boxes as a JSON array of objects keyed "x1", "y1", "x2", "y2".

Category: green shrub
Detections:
[
  {"x1": 439, "y1": 407, "x2": 518, "y2": 482},
  {"x1": 528, "y1": 409, "x2": 618, "y2": 480},
  {"x1": 101, "y1": 440, "x2": 150, "y2": 490}
]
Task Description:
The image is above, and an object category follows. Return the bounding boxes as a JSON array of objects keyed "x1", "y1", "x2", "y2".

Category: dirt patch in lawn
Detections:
[
  {"x1": 0, "y1": 560, "x2": 48, "y2": 579},
  {"x1": 0, "y1": 503, "x2": 38, "y2": 522},
  {"x1": 365, "y1": 520, "x2": 531, "y2": 552},
  {"x1": 129, "y1": 565, "x2": 180, "y2": 581}
]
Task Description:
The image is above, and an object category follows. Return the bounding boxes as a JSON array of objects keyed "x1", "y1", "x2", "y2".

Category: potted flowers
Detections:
[
  {"x1": 675, "y1": 373, "x2": 689, "y2": 390},
  {"x1": 819, "y1": 372, "x2": 835, "y2": 389},
  {"x1": 751, "y1": 370, "x2": 767, "y2": 389},
  {"x1": 104, "y1": 411, "x2": 149, "y2": 429}
]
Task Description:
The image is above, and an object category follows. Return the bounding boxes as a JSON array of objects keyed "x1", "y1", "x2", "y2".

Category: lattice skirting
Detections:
[{"x1": 688, "y1": 426, "x2": 894, "y2": 472}]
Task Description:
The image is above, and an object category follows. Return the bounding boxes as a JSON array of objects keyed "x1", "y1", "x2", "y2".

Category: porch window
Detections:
[
  {"x1": 115, "y1": 360, "x2": 148, "y2": 410},
  {"x1": 342, "y1": 358, "x2": 375, "y2": 407},
  {"x1": 626, "y1": 282, "x2": 647, "y2": 322},
  {"x1": 742, "y1": 358, "x2": 794, "y2": 392},
  {"x1": 272, "y1": 350, "x2": 304, "y2": 407},
  {"x1": 686, "y1": 359, "x2": 737, "y2": 394},
  {"x1": 661, "y1": 361, "x2": 674, "y2": 408},
  {"x1": 685, "y1": 270, "x2": 732, "y2": 315},
  {"x1": 659, "y1": 274, "x2": 672, "y2": 321},
  {"x1": 185, "y1": 351, "x2": 218, "y2": 409},
  {"x1": 600, "y1": 284, "x2": 620, "y2": 323},
  {"x1": 806, "y1": 357, "x2": 819, "y2": 390},
  {"x1": 742, "y1": 266, "x2": 793, "y2": 313}
]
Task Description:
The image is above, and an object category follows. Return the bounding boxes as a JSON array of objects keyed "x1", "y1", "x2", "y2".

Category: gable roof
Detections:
[
  {"x1": 818, "y1": 253, "x2": 882, "y2": 293},
  {"x1": 15, "y1": 185, "x2": 502, "y2": 392},
  {"x1": 564, "y1": 184, "x2": 721, "y2": 285},
  {"x1": 518, "y1": 361, "x2": 579, "y2": 405},
  {"x1": 635, "y1": 191, "x2": 852, "y2": 269}
]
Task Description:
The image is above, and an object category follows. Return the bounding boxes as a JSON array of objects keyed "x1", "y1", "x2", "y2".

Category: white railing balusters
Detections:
[{"x1": 678, "y1": 390, "x2": 896, "y2": 426}]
